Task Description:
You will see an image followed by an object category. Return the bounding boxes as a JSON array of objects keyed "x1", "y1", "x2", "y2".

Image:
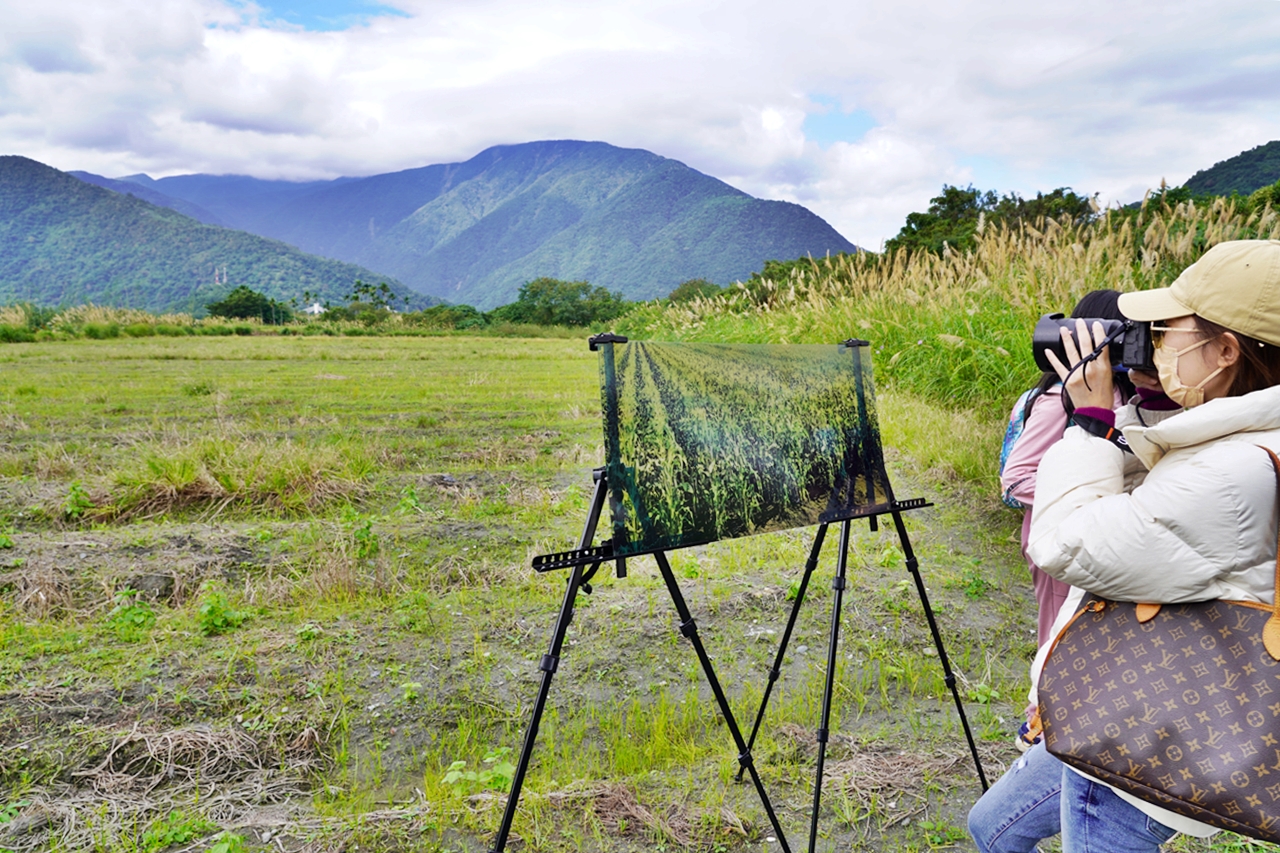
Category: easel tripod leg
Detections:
[
  {"x1": 737, "y1": 523, "x2": 829, "y2": 783},
  {"x1": 809, "y1": 519, "x2": 852, "y2": 853},
  {"x1": 653, "y1": 550, "x2": 793, "y2": 853},
  {"x1": 490, "y1": 561, "x2": 589, "y2": 852},
  {"x1": 888, "y1": 510, "x2": 989, "y2": 791},
  {"x1": 491, "y1": 474, "x2": 608, "y2": 853}
]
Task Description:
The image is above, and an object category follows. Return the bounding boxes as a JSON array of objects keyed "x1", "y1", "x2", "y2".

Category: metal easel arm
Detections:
[
  {"x1": 653, "y1": 550, "x2": 794, "y2": 853},
  {"x1": 888, "y1": 508, "x2": 989, "y2": 791},
  {"x1": 737, "y1": 522, "x2": 829, "y2": 783}
]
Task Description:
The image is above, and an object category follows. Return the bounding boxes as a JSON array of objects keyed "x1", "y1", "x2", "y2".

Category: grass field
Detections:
[{"x1": 0, "y1": 335, "x2": 1263, "y2": 851}]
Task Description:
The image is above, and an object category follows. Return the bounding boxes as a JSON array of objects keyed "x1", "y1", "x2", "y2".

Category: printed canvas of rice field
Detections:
[{"x1": 598, "y1": 341, "x2": 891, "y2": 557}]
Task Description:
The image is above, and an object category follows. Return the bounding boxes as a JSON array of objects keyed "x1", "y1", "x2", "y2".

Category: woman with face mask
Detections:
[{"x1": 969, "y1": 240, "x2": 1280, "y2": 852}]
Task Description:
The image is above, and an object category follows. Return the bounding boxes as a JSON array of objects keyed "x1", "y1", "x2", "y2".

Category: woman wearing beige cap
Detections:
[{"x1": 969, "y1": 240, "x2": 1280, "y2": 852}]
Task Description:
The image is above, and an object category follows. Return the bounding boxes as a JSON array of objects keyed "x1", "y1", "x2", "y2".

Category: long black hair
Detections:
[{"x1": 1025, "y1": 289, "x2": 1137, "y2": 418}]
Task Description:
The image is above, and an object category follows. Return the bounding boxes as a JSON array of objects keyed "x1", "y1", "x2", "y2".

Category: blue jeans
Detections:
[{"x1": 968, "y1": 743, "x2": 1178, "y2": 852}]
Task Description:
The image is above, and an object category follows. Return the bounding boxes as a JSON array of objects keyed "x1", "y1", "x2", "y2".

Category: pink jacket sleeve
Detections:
[{"x1": 1000, "y1": 387, "x2": 1067, "y2": 508}]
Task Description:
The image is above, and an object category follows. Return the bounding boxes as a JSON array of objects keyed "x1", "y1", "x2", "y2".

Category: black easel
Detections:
[
  {"x1": 490, "y1": 467, "x2": 795, "y2": 853},
  {"x1": 491, "y1": 336, "x2": 988, "y2": 853},
  {"x1": 735, "y1": 501, "x2": 991, "y2": 852}
]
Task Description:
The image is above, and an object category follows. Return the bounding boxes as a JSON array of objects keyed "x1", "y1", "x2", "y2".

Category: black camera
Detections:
[{"x1": 1033, "y1": 313, "x2": 1155, "y2": 373}]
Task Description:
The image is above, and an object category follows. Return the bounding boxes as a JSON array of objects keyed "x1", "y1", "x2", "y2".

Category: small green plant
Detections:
[
  {"x1": 395, "y1": 485, "x2": 422, "y2": 514},
  {"x1": 0, "y1": 530, "x2": 12, "y2": 549},
  {"x1": 881, "y1": 578, "x2": 915, "y2": 613},
  {"x1": 442, "y1": 747, "x2": 515, "y2": 794},
  {"x1": 63, "y1": 480, "x2": 94, "y2": 519},
  {"x1": 141, "y1": 810, "x2": 218, "y2": 852},
  {"x1": 107, "y1": 589, "x2": 157, "y2": 642},
  {"x1": 182, "y1": 380, "x2": 215, "y2": 396},
  {"x1": 921, "y1": 819, "x2": 967, "y2": 846},
  {"x1": 205, "y1": 832, "x2": 248, "y2": 853},
  {"x1": 345, "y1": 513, "x2": 379, "y2": 559},
  {"x1": 197, "y1": 583, "x2": 248, "y2": 636},
  {"x1": 0, "y1": 798, "x2": 29, "y2": 823},
  {"x1": 968, "y1": 682, "x2": 1001, "y2": 704},
  {"x1": 295, "y1": 622, "x2": 322, "y2": 642},
  {"x1": 400, "y1": 681, "x2": 422, "y2": 702},
  {"x1": 876, "y1": 544, "x2": 903, "y2": 567},
  {"x1": 960, "y1": 566, "x2": 991, "y2": 599}
]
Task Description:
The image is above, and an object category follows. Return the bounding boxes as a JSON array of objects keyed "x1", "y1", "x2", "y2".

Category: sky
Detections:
[{"x1": 3, "y1": 0, "x2": 1280, "y2": 248}]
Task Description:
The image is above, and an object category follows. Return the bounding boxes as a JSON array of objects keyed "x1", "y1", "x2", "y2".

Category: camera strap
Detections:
[{"x1": 1070, "y1": 413, "x2": 1133, "y2": 453}]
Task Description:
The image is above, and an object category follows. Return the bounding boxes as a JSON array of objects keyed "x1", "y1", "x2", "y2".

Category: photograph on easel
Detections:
[{"x1": 599, "y1": 340, "x2": 891, "y2": 558}]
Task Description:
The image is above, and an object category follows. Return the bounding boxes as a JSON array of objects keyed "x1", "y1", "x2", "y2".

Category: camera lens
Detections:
[{"x1": 1032, "y1": 314, "x2": 1153, "y2": 373}]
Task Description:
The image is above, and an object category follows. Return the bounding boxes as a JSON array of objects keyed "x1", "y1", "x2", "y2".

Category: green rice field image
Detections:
[{"x1": 599, "y1": 340, "x2": 892, "y2": 557}]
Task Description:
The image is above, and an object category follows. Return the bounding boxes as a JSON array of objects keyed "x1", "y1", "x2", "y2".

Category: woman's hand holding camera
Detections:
[{"x1": 1043, "y1": 318, "x2": 1116, "y2": 411}]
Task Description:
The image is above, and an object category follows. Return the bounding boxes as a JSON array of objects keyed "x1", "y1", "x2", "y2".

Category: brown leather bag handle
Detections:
[{"x1": 1065, "y1": 446, "x2": 1280, "y2": 656}]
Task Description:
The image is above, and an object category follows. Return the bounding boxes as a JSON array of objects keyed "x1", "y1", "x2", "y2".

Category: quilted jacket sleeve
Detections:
[{"x1": 1025, "y1": 430, "x2": 1275, "y2": 604}]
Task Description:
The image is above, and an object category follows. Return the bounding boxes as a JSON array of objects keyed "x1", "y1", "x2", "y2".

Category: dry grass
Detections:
[
  {"x1": 4, "y1": 722, "x2": 325, "y2": 852},
  {"x1": 643, "y1": 197, "x2": 1280, "y2": 331},
  {"x1": 100, "y1": 438, "x2": 367, "y2": 522},
  {"x1": 49, "y1": 304, "x2": 197, "y2": 330},
  {"x1": 470, "y1": 782, "x2": 750, "y2": 849},
  {"x1": 0, "y1": 305, "x2": 26, "y2": 326},
  {"x1": 0, "y1": 564, "x2": 73, "y2": 616}
]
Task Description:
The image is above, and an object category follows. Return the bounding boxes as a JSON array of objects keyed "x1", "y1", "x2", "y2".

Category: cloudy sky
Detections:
[{"x1": 3, "y1": 0, "x2": 1279, "y2": 247}]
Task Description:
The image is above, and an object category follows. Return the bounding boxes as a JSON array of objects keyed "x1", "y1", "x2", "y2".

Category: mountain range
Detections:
[
  {"x1": 108, "y1": 141, "x2": 859, "y2": 309},
  {"x1": 1183, "y1": 141, "x2": 1280, "y2": 196},
  {"x1": 0, "y1": 156, "x2": 424, "y2": 313}
]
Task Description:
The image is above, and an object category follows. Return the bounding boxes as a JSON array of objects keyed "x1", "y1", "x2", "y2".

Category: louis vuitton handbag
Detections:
[{"x1": 1039, "y1": 446, "x2": 1280, "y2": 842}]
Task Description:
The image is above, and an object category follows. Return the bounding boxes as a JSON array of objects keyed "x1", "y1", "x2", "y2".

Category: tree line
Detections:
[{"x1": 204, "y1": 276, "x2": 725, "y2": 331}]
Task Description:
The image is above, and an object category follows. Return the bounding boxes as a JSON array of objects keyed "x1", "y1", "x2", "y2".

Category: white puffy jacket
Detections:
[{"x1": 1025, "y1": 383, "x2": 1280, "y2": 836}]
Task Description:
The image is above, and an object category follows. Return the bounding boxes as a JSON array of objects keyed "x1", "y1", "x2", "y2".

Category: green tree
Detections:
[
  {"x1": 885, "y1": 185, "x2": 996, "y2": 256},
  {"x1": 490, "y1": 278, "x2": 630, "y2": 327},
  {"x1": 1249, "y1": 179, "x2": 1280, "y2": 210},
  {"x1": 992, "y1": 187, "x2": 1096, "y2": 228},
  {"x1": 885, "y1": 185, "x2": 1096, "y2": 257},
  {"x1": 409, "y1": 304, "x2": 488, "y2": 330},
  {"x1": 205, "y1": 286, "x2": 293, "y2": 325},
  {"x1": 345, "y1": 280, "x2": 404, "y2": 310},
  {"x1": 666, "y1": 278, "x2": 723, "y2": 303}
]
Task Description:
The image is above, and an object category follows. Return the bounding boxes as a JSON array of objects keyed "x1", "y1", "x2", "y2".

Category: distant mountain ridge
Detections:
[
  {"x1": 0, "y1": 156, "x2": 425, "y2": 313},
  {"x1": 68, "y1": 171, "x2": 226, "y2": 226},
  {"x1": 1183, "y1": 141, "x2": 1280, "y2": 196},
  {"x1": 120, "y1": 141, "x2": 858, "y2": 309}
]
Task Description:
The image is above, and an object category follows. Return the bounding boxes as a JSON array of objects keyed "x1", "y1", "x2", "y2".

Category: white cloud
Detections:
[{"x1": 1, "y1": 0, "x2": 1279, "y2": 244}]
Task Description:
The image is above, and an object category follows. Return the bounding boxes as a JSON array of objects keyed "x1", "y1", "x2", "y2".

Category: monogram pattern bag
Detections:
[{"x1": 1039, "y1": 446, "x2": 1280, "y2": 842}]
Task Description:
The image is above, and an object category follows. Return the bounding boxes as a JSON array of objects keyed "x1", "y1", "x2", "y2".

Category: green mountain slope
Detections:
[
  {"x1": 0, "y1": 156, "x2": 425, "y2": 313},
  {"x1": 132, "y1": 141, "x2": 858, "y2": 309},
  {"x1": 1183, "y1": 141, "x2": 1280, "y2": 196}
]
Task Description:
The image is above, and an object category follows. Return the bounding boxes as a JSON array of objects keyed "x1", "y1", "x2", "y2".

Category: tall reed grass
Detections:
[
  {"x1": 620, "y1": 196, "x2": 1280, "y2": 414},
  {"x1": 51, "y1": 304, "x2": 197, "y2": 330}
]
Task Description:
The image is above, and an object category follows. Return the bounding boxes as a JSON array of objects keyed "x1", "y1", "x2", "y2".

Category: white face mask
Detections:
[{"x1": 1152, "y1": 334, "x2": 1225, "y2": 409}]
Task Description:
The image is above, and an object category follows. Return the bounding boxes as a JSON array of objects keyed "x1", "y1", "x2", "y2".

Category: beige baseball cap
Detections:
[{"x1": 1118, "y1": 240, "x2": 1280, "y2": 347}]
